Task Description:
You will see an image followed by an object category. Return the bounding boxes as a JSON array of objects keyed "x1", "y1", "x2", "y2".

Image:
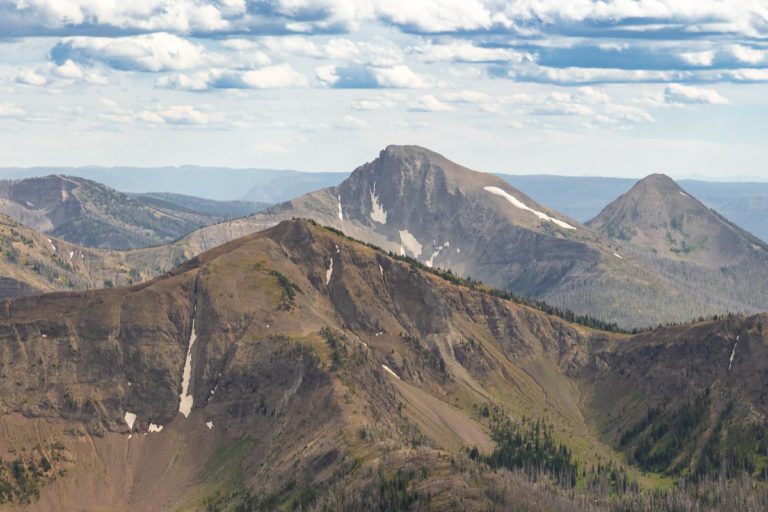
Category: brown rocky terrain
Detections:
[{"x1": 0, "y1": 220, "x2": 766, "y2": 510}]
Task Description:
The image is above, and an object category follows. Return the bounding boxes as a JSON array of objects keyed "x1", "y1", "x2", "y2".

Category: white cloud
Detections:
[
  {"x1": 596, "y1": 105, "x2": 655, "y2": 124},
  {"x1": 350, "y1": 95, "x2": 400, "y2": 110},
  {"x1": 157, "y1": 64, "x2": 309, "y2": 90},
  {"x1": 664, "y1": 84, "x2": 730, "y2": 105},
  {"x1": 376, "y1": 0, "x2": 495, "y2": 32},
  {"x1": 52, "y1": 59, "x2": 84, "y2": 79},
  {"x1": 15, "y1": 68, "x2": 48, "y2": 86},
  {"x1": 259, "y1": 36, "x2": 402, "y2": 66},
  {"x1": 0, "y1": 103, "x2": 26, "y2": 117},
  {"x1": 372, "y1": 65, "x2": 432, "y2": 88},
  {"x1": 317, "y1": 63, "x2": 432, "y2": 88},
  {"x1": 442, "y1": 90, "x2": 491, "y2": 103},
  {"x1": 137, "y1": 105, "x2": 209, "y2": 125},
  {"x1": 413, "y1": 42, "x2": 530, "y2": 63},
  {"x1": 409, "y1": 94, "x2": 456, "y2": 112},
  {"x1": 533, "y1": 103, "x2": 594, "y2": 116},
  {"x1": 336, "y1": 115, "x2": 370, "y2": 129},
  {"x1": 54, "y1": 33, "x2": 216, "y2": 72},
  {"x1": 729, "y1": 45, "x2": 768, "y2": 65},
  {"x1": 680, "y1": 51, "x2": 716, "y2": 67}
]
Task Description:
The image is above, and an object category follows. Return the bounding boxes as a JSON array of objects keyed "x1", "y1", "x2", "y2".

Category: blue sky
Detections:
[{"x1": 1, "y1": 0, "x2": 767, "y2": 179}]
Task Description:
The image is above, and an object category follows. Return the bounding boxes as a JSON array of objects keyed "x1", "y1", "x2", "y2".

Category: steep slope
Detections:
[
  {"x1": 581, "y1": 313, "x2": 768, "y2": 480},
  {"x1": 0, "y1": 219, "x2": 622, "y2": 510},
  {"x1": 6, "y1": 150, "x2": 768, "y2": 328},
  {"x1": 0, "y1": 214, "x2": 151, "y2": 299},
  {"x1": 588, "y1": 173, "x2": 768, "y2": 266},
  {"x1": 0, "y1": 176, "x2": 250, "y2": 250},
  {"x1": 174, "y1": 145, "x2": 761, "y2": 328},
  {"x1": 1, "y1": 220, "x2": 766, "y2": 510}
]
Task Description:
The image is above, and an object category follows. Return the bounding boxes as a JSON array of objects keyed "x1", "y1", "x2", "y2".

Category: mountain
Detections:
[
  {"x1": 0, "y1": 176, "x2": 262, "y2": 250},
  {"x1": 225, "y1": 146, "x2": 766, "y2": 327},
  {"x1": 498, "y1": 174, "x2": 768, "y2": 243},
  {"x1": 0, "y1": 214, "x2": 153, "y2": 300},
  {"x1": 130, "y1": 192, "x2": 269, "y2": 219},
  {"x1": 0, "y1": 219, "x2": 766, "y2": 510},
  {"x1": 0, "y1": 166, "x2": 348, "y2": 203},
  {"x1": 5, "y1": 149, "x2": 768, "y2": 328},
  {"x1": 588, "y1": 173, "x2": 768, "y2": 267}
]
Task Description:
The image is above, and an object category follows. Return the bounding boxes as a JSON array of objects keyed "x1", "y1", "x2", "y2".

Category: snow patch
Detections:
[
  {"x1": 425, "y1": 250, "x2": 440, "y2": 268},
  {"x1": 47, "y1": 238, "x2": 56, "y2": 252},
  {"x1": 178, "y1": 318, "x2": 198, "y2": 418},
  {"x1": 369, "y1": 184, "x2": 387, "y2": 224},
  {"x1": 148, "y1": 423, "x2": 164, "y2": 433},
  {"x1": 69, "y1": 251, "x2": 74, "y2": 260},
  {"x1": 679, "y1": 191, "x2": 688, "y2": 197},
  {"x1": 728, "y1": 335, "x2": 739, "y2": 371},
  {"x1": 398, "y1": 230, "x2": 422, "y2": 258},
  {"x1": 325, "y1": 257, "x2": 334, "y2": 285},
  {"x1": 456, "y1": 247, "x2": 461, "y2": 254},
  {"x1": 613, "y1": 252, "x2": 623, "y2": 259},
  {"x1": 337, "y1": 195, "x2": 343, "y2": 222},
  {"x1": 379, "y1": 264, "x2": 384, "y2": 276},
  {"x1": 425, "y1": 241, "x2": 450, "y2": 268},
  {"x1": 483, "y1": 186, "x2": 576, "y2": 230},
  {"x1": 124, "y1": 411, "x2": 137, "y2": 431},
  {"x1": 206, "y1": 421, "x2": 214, "y2": 430},
  {"x1": 382, "y1": 364, "x2": 400, "y2": 380},
  {"x1": 335, "y1": 244, "x2": 340, "y2": 254}
]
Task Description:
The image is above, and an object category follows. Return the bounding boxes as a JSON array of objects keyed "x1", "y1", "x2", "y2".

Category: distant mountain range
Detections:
[
  {"x1": 1, "y1": 219, "x2": 765, "y2": 509},
  {"x1": 2, "y1": 148, "x2": 767, "y2": 329},
  {"x1": 500, "y1": 174, "x2": 768, "y2": 243},
  {"x1": 2, "y1": 167, "x2": 766, "y2": 243},
  {"x1": 0, "y1": 166, "x2": 348, "y2": 204},
  {"x1": 0, "y1": 175, "x2": 267, "y2": 250}
]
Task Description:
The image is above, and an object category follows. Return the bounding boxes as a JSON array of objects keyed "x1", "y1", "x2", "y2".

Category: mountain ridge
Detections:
[{"x1": 1, "y1": 219, "x2": 767, "y2": 510}]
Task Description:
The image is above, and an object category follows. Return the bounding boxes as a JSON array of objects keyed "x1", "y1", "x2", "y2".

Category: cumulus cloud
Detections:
[
  {"x1": 317, "y1": 64, "x2": 432, "y2": 88},
  {"x1": 0, "y1": 103, "x2": 26, "y2": 117},
  {"x1": 413, "y1": 42, "x2": 530, "y2": 63},
  {"x1": 157, "y1": 64, "x2": 309, "y2": 90},
  {"x1": 137, "y1": 105, "x2": 209, "y2": 125},
  {"x1": 335, "y1": 115, "x2": 370, "y2": 129},
  {"x1": 15, "y1": 68, "x2": 48, "y2": 86},
  {"x1": 349, "y1": 94, "x2": 401, "y2": 110},
  {"x1": 664, "y1": 84, "x2": 730, "y2": 105},
  {"x1": 409, "y1": 94, "x2": 456, "y2": 112},
  {"x1": 51, "y1": 33, "x2": 215, "y2": 72},
  {"x1": 259, "y1": 36, "x2": 403, "y2": 66}
]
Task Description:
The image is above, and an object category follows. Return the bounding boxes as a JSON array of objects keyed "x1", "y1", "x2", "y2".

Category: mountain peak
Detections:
[
  {"x1": 633, "y1": 173, "x2": 686, "y2": 194},
  {"x1": 589, "y1": 173, "x2": 765, "y2": 265}
]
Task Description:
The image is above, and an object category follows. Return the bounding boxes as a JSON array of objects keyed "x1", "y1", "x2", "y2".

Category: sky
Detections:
[{"x1": 0, "y1": 0, "x2": 767, "y2": 180}]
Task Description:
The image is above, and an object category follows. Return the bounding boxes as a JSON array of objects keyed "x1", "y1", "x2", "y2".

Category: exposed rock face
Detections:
[
  {"x1": 229, "y1": 146, "x2": 768, "y2": 328},
  {"x1": 589, "y1": 173, "x2": 768, "y2": 266}
]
